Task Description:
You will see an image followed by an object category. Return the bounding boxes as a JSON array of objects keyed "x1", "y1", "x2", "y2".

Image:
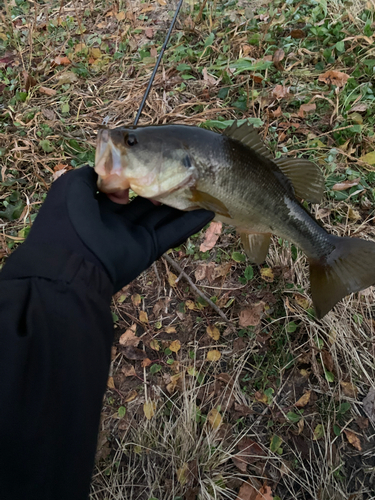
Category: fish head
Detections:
[{"x1": 95, "y1": 126, "x2": 197, "y2": 203}]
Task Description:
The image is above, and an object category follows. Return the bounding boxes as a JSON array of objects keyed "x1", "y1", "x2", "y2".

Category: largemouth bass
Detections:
[{"x1": 95, "y1": 121, "x2": 375, "y2": 319}]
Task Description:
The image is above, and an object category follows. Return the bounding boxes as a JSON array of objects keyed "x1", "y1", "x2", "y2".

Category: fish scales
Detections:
[{"x1": 94, "y1": 121, "x2": 375, "y2": 318}]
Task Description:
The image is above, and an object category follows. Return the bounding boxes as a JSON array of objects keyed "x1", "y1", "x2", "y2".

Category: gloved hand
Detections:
[{"x1": 23, "y1": 166, "x2": 214, "y2": 292}]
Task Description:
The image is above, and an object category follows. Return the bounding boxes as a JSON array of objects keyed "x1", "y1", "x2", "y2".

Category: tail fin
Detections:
[{"x1": 309, "y1": 236, "x2": 375, "y2": 319}]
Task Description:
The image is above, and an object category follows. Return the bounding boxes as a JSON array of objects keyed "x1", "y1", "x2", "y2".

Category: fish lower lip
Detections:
[{"x1": 107, "y1": 189, "x2": 129, "y2": 204}]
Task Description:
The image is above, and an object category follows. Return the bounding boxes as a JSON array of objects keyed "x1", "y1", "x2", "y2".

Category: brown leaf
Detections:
[
  {"x1": 195, "y1": 264, "x2": 208, "y2": 281},
  {"x1": 273, "y1": 48, "x2": 285, "y2": 71},
  {"x1": 260, "y1": 267, "x2": 274, "y2": 282},
  {"x1": 332, "y1": 178, "x2": 360, "y2": 191},
  {"x1": 295, "y1": 390, "x2": 312, "y2": 408},
  {"x1": 107, "y1": 376, "x2": 115, "y2": 389},
  {"x1": 236, "y1": 482, "x2": 272, "y2": 500},
  {"x1": 202, "y1": 67, "x2": 216, "y2": 85},
  {"x1": 272, "y1": 84, "x2": 289, "y2": 99},
  {"x1": 290, "y1": 28, "x2": 305, "y2": 38},
  {"x1": 254, "y1": 391, "x2": 268, "y2": 404},
  {"x1": 318, "y1": 70, "x2": 350, "y2": 88},
  {"x1": 121, "y1": 365, "x2": 136, "y2": 377},
  {"x1": 169, "y1": 340, "x2": 181, "y2": 353},
  {"x1": 168, "y1": 271, "x2": 178, "y2": 287},
  {"x1": 22, "y1": 71, "x2": 37, "y2": 91},
  {"x1": 321, "y1": 350, "x2": 334, "y2": 372},
  {"x1": 119, "y1": 324, "x2": 139, "y2": 347},
  {"x1": 207, "y1": 350, "x2": 221, "y2": 361},
  {"x1": 139, "y1": 310, "x2": 148, "y2": 323},
  {"x1": 150, "y1": 46, "x2": 157, "y2": 57},
  {"x1": 207, "y1": 408, "x2": 222, "y2": 429},
  {"x1": 143, "y1": 401, "x2": 156, "y2": 420},
  {"x1": 344, "y1": 429, "x2": 362, "y2": 451},
  {"x1": 239, "y1": 302, "x2": 265, "y2": 327},
  {"x1": 124, "y1": 390, "x2": 137, "y2": 403},
  {"x1": 207, "y1": 325, "x2": 220, "y2": 340},
  {"x1": 54, "y1": 55, "x2": 71, "y2": 66},
  {"x1": 234, "y1": 403, "x2": 253, "y2": 417},
  {"x1": 355, "y1": 416, "x2": 369, "y2": 430},
  {"x1": 340, "y1": 381, "x2": 358, "y2": 398},
  {"x1": 270, "y1": 106, "x2": 282, "y2": 118},
  {"x1": 149, "y1": 339, "x2": 160, "y2": 351},
  {"x1": 200, "y1": 221, "x2": 222, "y2": 252},
  {"x1": 294, "y1": 294, "x2": 310, "y2": 310},
  {"x1": 39, "y1": 86, "x2": 57, "y2": 96},
  {"x1": 56, "y1": 71, "x2": 78, "y2": 85},
  {"x1": 145, "y1": 28, "x2": 153, "y2": 39},
  {"x1": 165, "y1": 326, "x2": 176, "y2": 334},
  {"x1": 115, "y1": 11, "x2": 126, "y2": 21},
  {"x1": 298, "y1": 102, "x2": 316, "y2": 118},
  {"x1": 123, "y1": 346, "x2": 147, "y2": 360},
  {"x1": 131, "y1": 293, "x2": 142, "y2": 306},
  {"x1": 141, "y1": 358, "x2": 152, "y2": 367},
  {"x1": 233, "y1": 438, "x2": 266, "y2": 471}
]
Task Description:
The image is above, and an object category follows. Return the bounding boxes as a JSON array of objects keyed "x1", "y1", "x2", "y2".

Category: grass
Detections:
[{"x1": 1, "y1": 0, "x2": 375, "y2": 499}]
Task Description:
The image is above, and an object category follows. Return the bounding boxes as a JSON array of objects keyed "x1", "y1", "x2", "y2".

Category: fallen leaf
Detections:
[
  {"x1": 119, "y1": 324, "x2": 139, "y2": 347},
  {"x1": 348, "y1": 207, "x2": 361, "y2": 221},
  {"x1": 344, "y1": 429, "x2": 362, "y2": 451},
  {"x1": 294, "y1": 294, "x2": 310, "y2": 310},
  {"x1": 272, "y1": 84, "x2": 289, "y2": 99},
  {"x1": 157, "y1": 0, "x2": 167, "y2": 5},
  {"x1": 115, "y1": 11, "x2": 126, "y2": 21},
  {"x1": 124, "y1": 390, "x2": 137, "y2": 402},
  {"x1": 273, "y1": 48, "x2": 285, "y2": 71},
  {"x1": 150, "y1": 46, "x2": 157, "y2": 57},
  {"x1": 131, "y1": 293, "x2": 142, "y2": 306},
  {"x1": 232, "y1": 437, "x2": 266, "y2": 471},
  {"x1": 290, "y1": 28, "x2": 305, "y2": 38},
  {"x1": 169, "y1": 340, "x2": 181, "y2": 353},
  {"x1": 207, "y1": 350, "x2": 221, "y2": 361},
  {"x1": 54, "y1": 55, "x2": 71, "y2": 66},
  {"x1": 56, "y1": 71, "x2": 78, "y2": 85},
  {"x1": 270, "y1": 434, "x2": 283, "y2": 453},
  {"x1": 256, "y1": 485, "x2": 273, "y2": 500},
  {"x1": 145, "y1": 28, "x2": 153, "y2": 39},
  {"x1": 202, "y1": 67, "x2": 216, "y2": 85},
  {"x1": 200, "y1": 221, "x2": 222, "y2": 252},
  {"x1": 318, "y1": 70, "x2": 350, "y2": 88},
  {"x1": 355, "y1": 416, "x2": 369, "y2": 430},
  {"x1": 52, "y1": 168, "x2": 67, "y2": 181},
  {"x1": 207, "y1": 325, "x2": 220, "y2": 340},
  {"x1": 121, "y1": 365, "x2": 136, "y2": 377},
  {"x1": 107, "y1": 376, "x2": 115, "y2": 389},
  {"x1": 165, "y1": 326, "x2": 176, "y2": 334},
  {"x1": 149, "y1": 339, "x2": 160, "y2": 351},
  {"x1": 295, "y1": 390, "x2": 311, "y2": 408},
  {"x1": 360, "y1": 151, "x2": 375, "y2": 166},
  {"x1": 260, "y1": 267, "x2": 274, "y2": 282},
  {"x1": 22, "y1": 71, "x2": 37, "y2": 91},
  {"x1": 235, "y1": 482, "x2": 258, "y2": 500},
  {"x1": 123, "y1": 346, "x2": 147, "y2": 360},
  {"x1": 321, "y1": 350, "x2": 334, "y2": 372},
  {"x1": 143, "y1": 401, "x2": 157, "y2": 420},
  {"x1": 97, "y1": 21, "x2": 107, "y2": 29},
  {"x1": 313, "y1": 423, "x2": 324, "y2": 440},
  {"x1": 166, "y1": 373, "x2": 181, "y2": 393},
  {"x1": 74, "y1": 43, "x2": 87, "y2": 54},
  {"x1": 141, "y1": 358, "x2": 152, "y2": 367},
  {"x1": 207, "y1": 408, "x2": 222, "y2": 429},
  {"x1": 298, "y1": 102, "x2": 316, "y2": 118},
  {"x1": 255, "y1": 391, "x2": 268, "y2": 404},
  {"x1": 168, "y1": 271, "x2": 178, "y2": 287},
  {"x1": 332, "y1": 178, "x2": 360, "y2": 191},
  {"x1": 239, "y1": 302, "x2": 265, "y2": 327},
  {"x1": 362, "y1": 386, "x2": 375, "y2": 423},
  {"x1": 139, "y1": 310, "x2": 148, "y2": 323},
  {"x1": 195, "y1": 264, "x2": 208, "y2": 281},
  {"x1": 185, "y1": 299, "x2": 197, "y2": 310},
  {"x1": 90, "y1": 47, "x2": 102, "y2": 59},
  {"x1": 39, "y1": 86, "x2": 57, "y2": 96},
  {"x1": 340, "y1": 381, "x2": 358, "y2": 398}
]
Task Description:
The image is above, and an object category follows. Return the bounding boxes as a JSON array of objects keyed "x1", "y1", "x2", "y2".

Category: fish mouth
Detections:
[{"x1": 95, "y1": 128, "x2": 131, "y2": 197}]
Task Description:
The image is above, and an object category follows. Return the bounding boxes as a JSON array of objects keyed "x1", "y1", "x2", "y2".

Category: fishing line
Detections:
[{"x1": 134, "y1": 0, "x2": 184, "y2": 126}]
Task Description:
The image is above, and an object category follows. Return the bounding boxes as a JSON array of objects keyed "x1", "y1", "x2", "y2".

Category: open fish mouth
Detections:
[{"x1": 95, "y1": 128, "x2": 130, "y2": 200}]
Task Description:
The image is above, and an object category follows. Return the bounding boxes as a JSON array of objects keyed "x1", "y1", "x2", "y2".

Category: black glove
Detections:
[{"x1": 20, "y1": 166, "x2": 214, "y2": 292}]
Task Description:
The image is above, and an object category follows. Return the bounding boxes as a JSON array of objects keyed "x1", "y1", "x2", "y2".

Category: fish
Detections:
[{"x1": 94, "y1": 121, "x2": 375, "y2": 319}]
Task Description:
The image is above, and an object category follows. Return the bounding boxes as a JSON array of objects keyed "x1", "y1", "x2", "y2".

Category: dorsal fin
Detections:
[
  {"x1": 274, "y1": 158, "x2": 325, "y2": 203},
  {"x1": 223, "y1": 121, "x2": 274, "y2": 160},
  {"x1": 223, "y1": 121, "x2": 324, "y2": 203}
]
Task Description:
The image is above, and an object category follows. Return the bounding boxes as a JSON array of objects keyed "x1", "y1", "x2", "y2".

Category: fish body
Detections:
[{"x1": 95, "y1": 122, "x2": 375, "y2": 318}]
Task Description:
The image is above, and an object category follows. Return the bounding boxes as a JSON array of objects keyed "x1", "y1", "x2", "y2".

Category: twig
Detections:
[{"x1": 163, "y1": 253, "x2": 231, "y2": 323}]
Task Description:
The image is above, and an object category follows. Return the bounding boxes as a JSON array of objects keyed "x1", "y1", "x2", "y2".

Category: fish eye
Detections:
[{"x1": 127, "y1": 134, "x2": 137, "y2": 146}]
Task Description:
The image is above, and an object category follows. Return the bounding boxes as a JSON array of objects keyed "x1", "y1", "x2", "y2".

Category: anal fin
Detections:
[
  {"x1": 190, "y1": 188, "x2": 232, "y2": 218},
  {"x1": 239, "y1": 232, "x2": 271, "y2": 264}
]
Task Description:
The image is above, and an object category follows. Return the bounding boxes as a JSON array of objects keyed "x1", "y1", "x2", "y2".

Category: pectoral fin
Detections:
[
  {"x1": 190, "y1": 188, "x2": 232, "y2": 218},
  {"x1": 239, "y1": 232, "x2": 271, "y2": 264},
  {"x1": 274, "y1": 158, "x2": 324, "y2": 203}
]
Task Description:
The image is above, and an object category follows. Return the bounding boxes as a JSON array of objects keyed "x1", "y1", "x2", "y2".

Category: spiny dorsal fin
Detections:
[
  {"x1": 274, "y1": 158, "x2": 325, "y2": 203},
  {"x1": 223, "y1": 121, "x2": 274, "y2": 160},
  {"x1": 239, "y1": 232, "x2": 271, "y2": 264}
]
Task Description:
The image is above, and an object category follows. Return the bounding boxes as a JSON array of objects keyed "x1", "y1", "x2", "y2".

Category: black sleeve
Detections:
[{"x1": 0, "y1": 243, "x2": 114, "y2": 500}]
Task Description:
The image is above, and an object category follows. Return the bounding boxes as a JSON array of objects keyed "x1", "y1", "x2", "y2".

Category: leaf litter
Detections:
[{"x1": 2, "y1": 0, "x2": 375, "y2": 499}]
